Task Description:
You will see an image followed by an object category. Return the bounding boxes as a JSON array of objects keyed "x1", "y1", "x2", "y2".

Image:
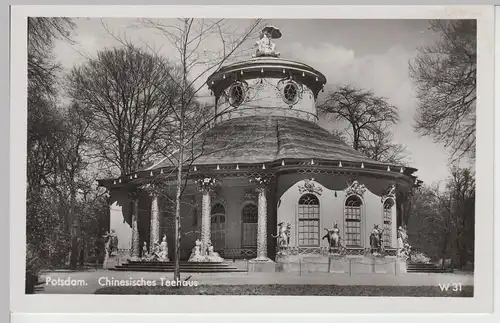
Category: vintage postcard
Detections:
[{"x1": 10, "y1": 5, "x2": 494, "y2": 314}]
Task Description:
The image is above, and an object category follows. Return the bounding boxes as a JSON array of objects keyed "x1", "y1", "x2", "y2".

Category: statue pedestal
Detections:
[
  {"x1": 248, "y1": 257, "x2": 275, "y2": 272},
  {"x1": 103, "y1": 250, "x2": 129, "y2": 269},
  {"x1": 328, "y1": 255, "x2": 348, "y2": 273},
  {"x1": 395, "y1": 258, "x2": 408, "y2": 275},
  {"x1": 372, "y1": 256, "x2": 388, "y2": 274},
  {"x1": 103, "y1": 255, "x2": 118, "y2": 269}
]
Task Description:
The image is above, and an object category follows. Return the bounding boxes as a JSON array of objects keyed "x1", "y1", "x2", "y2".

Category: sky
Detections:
[{"x1": 52, "y1": 18, "x2": 460, "y2": 185}]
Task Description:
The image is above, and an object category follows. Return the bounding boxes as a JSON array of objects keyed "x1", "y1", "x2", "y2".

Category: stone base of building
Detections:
[
  {"x1": 328, "y1": 255, "x2": 349, "y2": 273},
  {"x1": 248, "y1": 257, "x2": 275, "y2": 272},
  {"x1": 396, "y1": 258, "x2": 408, "y2": 274},
  {"x1": 103, "y1": 250, "x2": 130, "y2": 269},
  {"x1": 273, "y1": 254, "x2": 406, "y2": 275}
]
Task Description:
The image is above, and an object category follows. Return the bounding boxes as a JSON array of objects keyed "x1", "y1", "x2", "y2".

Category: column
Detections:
[
  {"x1": 129, "y1": 190, "x2": 140, "y2": 259},
  {"x1": 196, "y1": 177, "x2": 217, "y2": 256},
  {"x1": 149, "y1": 194, "x2": 160, "y2": 250},
  {"x1": 200, "y1": 190, "x2": 211, "y2": 255},
  {"x1": 251, "y1": 176, "x2": 272, "y2": 261}
]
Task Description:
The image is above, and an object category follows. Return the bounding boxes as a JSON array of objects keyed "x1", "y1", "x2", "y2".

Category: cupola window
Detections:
[
  {"x1": 228, "y1": 81, "x2": 246, "y2": 107},
  {"x1": 281, "y1": 80, "x2": 300, "y2": 105}
]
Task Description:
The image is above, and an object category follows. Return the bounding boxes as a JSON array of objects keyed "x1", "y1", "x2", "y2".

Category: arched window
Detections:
[
  {"x1": 211, "y1": 203, "x2": 226, "y2": 251},
  {"x1": 241, "y1": 204, "x2": 258, "y2": 247},
  {"x1": 383, "y1": 199, "x2": 395, "y2": 247},
  {"x1": 298, "y1": 194, "x2": 320, "y2": 246},
  {"x1": 344, "y1": 195, "x2": 363, "y2": 247}
]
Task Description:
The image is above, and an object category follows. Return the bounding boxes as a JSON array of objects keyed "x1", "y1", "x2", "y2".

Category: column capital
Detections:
[
  {"x1": 249, "y1": 176, "x2": 272, "y2": 191},
  {"x1": 141, "y1": 182, "x2": 165, "y2": 197},
  {"x1": 127, "y1": 189, "x2": 141, "y2": 201},
  {"x1": 196, "y1": 177, "x2": 220, "y2": 194}
]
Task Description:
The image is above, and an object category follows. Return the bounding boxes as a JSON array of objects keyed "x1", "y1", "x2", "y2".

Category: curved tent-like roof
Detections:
[{"x1": 143, "y1": 115, "x2": 413, "y2": 171}]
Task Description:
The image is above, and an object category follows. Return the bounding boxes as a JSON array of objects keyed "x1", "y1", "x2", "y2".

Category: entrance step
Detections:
[
  {"x1": 406, "y1": 263, "x2": 454, "y2": 273},
  {"x1": 111, "y1": 260, "x2": 247, "y2": 273}
]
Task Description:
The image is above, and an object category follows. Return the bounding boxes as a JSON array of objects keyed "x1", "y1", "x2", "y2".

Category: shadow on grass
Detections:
[{"x1": 95, "y1": 284, "x2": 473, "y2": 297}]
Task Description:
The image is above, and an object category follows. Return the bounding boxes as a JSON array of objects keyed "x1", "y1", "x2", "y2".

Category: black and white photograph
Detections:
[{"x1": 9, "y1": 4, "x2": 495, "y2": 315}]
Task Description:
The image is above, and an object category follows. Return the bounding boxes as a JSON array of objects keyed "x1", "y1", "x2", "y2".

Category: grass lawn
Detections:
[{"x1": 95, "y1": 284, "x2": 473, "y2": 297}]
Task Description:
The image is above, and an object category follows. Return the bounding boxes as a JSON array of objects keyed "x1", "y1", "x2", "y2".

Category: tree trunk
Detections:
[
  {"x1": 353, "y1": 128, "x2": 360, "y2": 150},
  {"x1": 440, "y1": 232, "x2": 448, "y2": 269},
  {"x1": 174, "y1": 159, "x2": 183, "y2": 281},
  {"x1": 174, "y1": 101, "x2": 185, "y2": 281},
  {"x1": 68, "y1": 189, "x2": 79, "y2": 270}
]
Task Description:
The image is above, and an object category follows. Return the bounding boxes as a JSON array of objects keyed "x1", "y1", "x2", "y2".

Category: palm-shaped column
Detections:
[
  {"x1": 196, "y1": 177, "x2": 219, "y2": 256},
  {"x1": 250, "y1": 176, "x2": 272, "y2": 261},
  {"x1": 149, "y1": 192, "x2": 160, "y2": 251},
  {"x1": 128, "y1": 190, "x2": 141, "y2": 259}
]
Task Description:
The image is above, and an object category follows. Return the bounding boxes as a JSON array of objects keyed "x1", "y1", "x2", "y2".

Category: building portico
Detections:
[{"x1": 98, "y1": 25, "x2": 418, "y2": 269}]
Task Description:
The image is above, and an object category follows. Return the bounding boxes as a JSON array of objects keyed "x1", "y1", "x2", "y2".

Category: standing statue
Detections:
[
  {"x1": 206, "y1": 242, "x2": 224, "y2": 262},
  {"x1": 157, "y1": 234, "x2": 169, "y2": 261},
  {"x1": 322, "y1": 222, "x2": 341, "y2": 252},
  {"x1": 141, "y1": 241, "x2": 149, "y2": 259},
  {"x1": 369, "y1": 224, "x2": 384, "y2": 255},
  {"x1": 188, "y1": 239, "x2": 205, "y2": 262},
  {"x1": 397, "y1": 225, "x2": 411, "y2": 259},
  {"x1": 103, "y1": 229, "x2": 118, "y2": 257},
  {"x1": 102, "y1": 229, "x2": 119, "y2": 269},
  {"x1": 272, "y1": 222, "x2": 290, "y2": 248},
  {"x1": 253, "y1": 25, "x2": 281, "y2": 58},
  {"x1": 151, "y1": 240, "x2": 161, "y2": 259}
]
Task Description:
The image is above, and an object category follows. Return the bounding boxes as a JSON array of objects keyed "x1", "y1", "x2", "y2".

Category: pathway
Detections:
[{"x1": 36, "y1": 269, "x2": 474, "y2": 294}]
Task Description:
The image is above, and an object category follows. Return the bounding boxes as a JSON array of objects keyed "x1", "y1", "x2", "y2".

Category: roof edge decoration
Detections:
[
  {"x1": 207, "y1": 58, "x2": 327, "y2": 98},
  {"x1": 207, "y1": 25, "x2": 327, "y2": 98}
]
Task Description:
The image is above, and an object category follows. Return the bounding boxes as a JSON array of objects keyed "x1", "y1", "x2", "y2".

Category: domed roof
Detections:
[{"x1": 143, "y1": 116, "x2": 411, "y2": 170}]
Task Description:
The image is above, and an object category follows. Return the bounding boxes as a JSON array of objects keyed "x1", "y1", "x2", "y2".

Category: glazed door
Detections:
[
  {"x1": 211, "y1": 214, "x2": 226, "y2": 251},
  {"x1": 241, "y1": 204, "x2": 258, "y2": 247}
]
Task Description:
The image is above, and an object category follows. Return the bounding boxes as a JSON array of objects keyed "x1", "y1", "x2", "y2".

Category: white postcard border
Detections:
[{"x1": 10, "y1": 5, "x2": 495, "y2": 314}]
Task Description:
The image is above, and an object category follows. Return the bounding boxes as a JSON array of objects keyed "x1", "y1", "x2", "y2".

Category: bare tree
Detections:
[
  {"x1": 358, "y1": 126, "x2": 409, "y2": 165},
  {"x1": 28, "y1": 18, "x2": 75, "y2": 100},
  {"x1": 409, "y1": 20, "x2": 476, "y2": 161},
  {"x1": 67, "y1": 46, "x2": 184, "y2": 176},
  {"x1": 319, "y1": 85, "x2": 401, "y2": 160},
  {"x1": 103, "y1": 18, "x2": 263, "y2": 280},
  {"x1": 407, "y1": 167, "x2": 475, "y2": 268},
  {"x1": 55, "y1": 103, "x2": 95, "y2": 269},
  {"x1": 443, "y1": 167, "x2": 475, "y2": 268},
  {"x1": 26, "y1": 17, "x2": 76, "y2": 292}
]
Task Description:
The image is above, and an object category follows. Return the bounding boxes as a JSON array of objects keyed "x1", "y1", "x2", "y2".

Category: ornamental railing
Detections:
[
  {"x1": 277, "y1": 246, "x2": 399, "y2": 257},
  {"x1": 219, "y1": 248, "x2": 257, "y2": 259}
]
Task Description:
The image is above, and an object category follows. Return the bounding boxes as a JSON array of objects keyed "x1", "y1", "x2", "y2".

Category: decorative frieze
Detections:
[
  {"x1": 344, "y1": 180, "x2": 367, "y2": 197},
  {"x1": 298, "y1": 178, "x2": 323, "y2": 196}
]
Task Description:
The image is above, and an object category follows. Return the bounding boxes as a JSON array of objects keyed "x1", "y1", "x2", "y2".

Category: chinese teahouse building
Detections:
[{"x1": 98, "y1": 26, "x2": 418, "y2": 271}]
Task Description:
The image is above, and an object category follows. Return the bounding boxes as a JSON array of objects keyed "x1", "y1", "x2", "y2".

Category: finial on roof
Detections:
[{"x1": 253, "y1": 25, "x2": 281, "y2": 58}]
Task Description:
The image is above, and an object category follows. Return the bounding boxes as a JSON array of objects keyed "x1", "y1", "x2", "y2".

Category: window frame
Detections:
[
  {"x1": 297, "y1": 193, "x2": 320, "y2": 247},
  {"x1": 228, "y1": 81, "x2": 247, "y2": 107},
  {"x1": 241, "y1": 203, "x2": 258, "y2": 248},
  {"x1": 344, "y1": 195, "x2": 363, "y2": 247},
  {"x1": 382, "y1": 198, "x2": 395, "y2": 247}
]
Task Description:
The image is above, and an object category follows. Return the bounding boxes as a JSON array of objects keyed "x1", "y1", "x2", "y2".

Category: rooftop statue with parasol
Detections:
[{"x1": 253, "y1": 25, "x2": 282, "y2": 58}]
